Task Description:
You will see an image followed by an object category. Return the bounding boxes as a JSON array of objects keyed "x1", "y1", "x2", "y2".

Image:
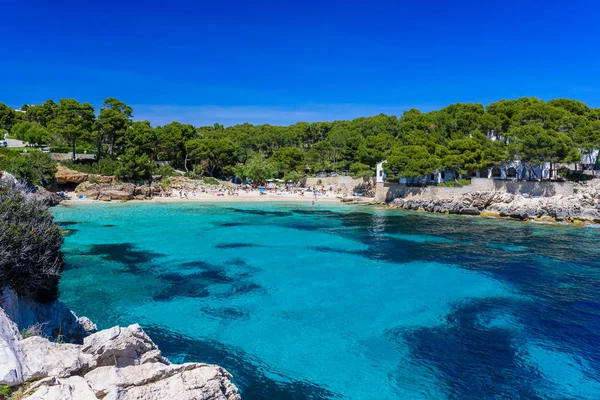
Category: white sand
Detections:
[{"x1": 63, "y1": 191, "x2": 349, "y2": 205}]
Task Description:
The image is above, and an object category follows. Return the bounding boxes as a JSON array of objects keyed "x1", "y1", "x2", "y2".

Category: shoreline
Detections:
[{"x1": 61, "y1": 193, "x2": 364, "y2": 205}]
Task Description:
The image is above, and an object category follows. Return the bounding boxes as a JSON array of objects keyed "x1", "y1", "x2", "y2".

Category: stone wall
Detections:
[
  {"x1": 305, "y1": 176, "x2": 369, "y2": 193},
  {"x1": 492, "y1": 179, "x2": 574, "y2": 197},
  {"x1": 376, "y1": 178, "x2": 574, "y2": 202}
]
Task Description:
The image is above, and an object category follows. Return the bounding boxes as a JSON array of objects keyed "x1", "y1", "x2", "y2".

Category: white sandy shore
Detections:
[{"x1": 61, "y1": 191, "x2": 354, "y2": 205}]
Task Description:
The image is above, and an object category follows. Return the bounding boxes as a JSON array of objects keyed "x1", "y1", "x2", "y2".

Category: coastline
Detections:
[{"x1": 61, "y1": 192, "x2": 357, "y2": 205}]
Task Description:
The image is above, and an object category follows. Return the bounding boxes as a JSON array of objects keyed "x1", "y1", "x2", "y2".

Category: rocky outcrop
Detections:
[
  {"x1": 75, "y1": 182, "x2": 137, "y2": 200},
  {"x1": 56, "y1": 165, "x2": 89, "y2": 185},
  {"x1": 0, "y1": 298, "x2": 240, "y2": 399},
  {"x1": 56, "y1": 165, "x2": 116, "y2": 186},
  {"x1": 1, "y1": 287, "x2": 95, "y2": 343},
  {"x1": 389, "y1": 180, "x2": 600, "y2": 224},
  {"x1": 74, "y1": 182, "x2": 165, "y2": 201}
]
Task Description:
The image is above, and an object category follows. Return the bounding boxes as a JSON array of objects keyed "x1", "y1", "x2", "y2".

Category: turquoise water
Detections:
[{"x1": 52, "y1": 202, "x2": 600, "y2": 399}]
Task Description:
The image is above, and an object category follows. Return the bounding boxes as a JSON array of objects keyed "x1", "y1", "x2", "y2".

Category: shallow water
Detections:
[{"x1": 52, "y1": 202, "x2": 600, "y2": 399}]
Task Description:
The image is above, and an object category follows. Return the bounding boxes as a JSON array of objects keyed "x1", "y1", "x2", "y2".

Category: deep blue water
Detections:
[{"x1": 52, "y1": 202, "x2": 600, "y2": 399}]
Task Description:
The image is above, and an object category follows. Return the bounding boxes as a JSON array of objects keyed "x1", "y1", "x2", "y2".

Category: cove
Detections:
[{"x1": 52, "y1": 202, "x2": 600, "y2": 399}]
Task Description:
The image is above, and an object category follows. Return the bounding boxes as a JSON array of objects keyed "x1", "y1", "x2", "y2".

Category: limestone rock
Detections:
[
  {"x1": 102, "y1": 183, "x2": 136, "y2": 200},
  {"x1": 24, "y1": 376, "x2": 98, "y2": 400},
  {"x1": 56, "y1": 165, "x2": 90, "y2": 185},
  {"x1": 20, "y1": 336, "x2": 96, "y2": 381},
  {"x1": 82, "y1": 324, "x2": 169, "y2": 368},
  {"x1": 1, "y1": 286, "x2": 93, "y2": 343},
  {"x1": 389, "y1": 183, "x2": 600, "y2": 225},
  {"x1": 0, "y1": 308, "x2": 22, "y2": 386},
  {"x1": 85, "y1": 363, "x2": 240, "y2": 400}
]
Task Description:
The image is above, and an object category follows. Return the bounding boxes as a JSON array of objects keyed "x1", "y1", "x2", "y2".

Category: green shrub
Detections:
[
  {"x1": 61, "y1": 158, "x2": 120, "y2": 176},
  {"x1": 95, "y1": 158, "x2": 120, "y2": 176},
  {"x1": 89, "y1": 175, "x2": 99, "y2": 184},
  {"x1": 60, "y1": 160, "x2": 97, "y2": 174},
  {"x1": 158, "y1": 165, "x2": 177, "y2": 177},
  {"x1": 0, "y1": 179, "x2": 64, "y2": 303},
  {"x1": 203, "y1": 176, "x2": 219, "y2": 185},
  {"x1": 0, "y1": 384, "x2": 10, "y2": 397},
  {"x1": 0, "y1": 150, "x2": 57, "y2": 188},
  {"x1": 438, "y1": 178, "x2": 471, "y2": 187}
]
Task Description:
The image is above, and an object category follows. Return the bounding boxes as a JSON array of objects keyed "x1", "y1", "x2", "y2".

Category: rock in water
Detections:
[{"x1": 0, "y1": 302, "x2": 240, "y2": 399}]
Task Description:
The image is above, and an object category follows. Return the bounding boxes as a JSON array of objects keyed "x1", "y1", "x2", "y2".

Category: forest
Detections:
[{"x1": 0, "y1": 97, "x2": 599, "y2": 185}]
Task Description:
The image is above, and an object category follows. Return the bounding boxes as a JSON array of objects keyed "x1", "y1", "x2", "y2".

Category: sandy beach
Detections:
[{"x1": 62, "y1": 190, "x2": 354, "y2": 205}]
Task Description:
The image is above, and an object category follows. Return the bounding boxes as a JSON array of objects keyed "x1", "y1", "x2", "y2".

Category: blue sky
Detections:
[{"x1": 2, "y1": 0, "x2": 600, "y2": 126}]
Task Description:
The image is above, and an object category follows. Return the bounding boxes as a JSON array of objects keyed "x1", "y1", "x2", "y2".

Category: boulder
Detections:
[
  {"x1": 85, "y1": 363, "x2": 240, "y2": 400},
  {"x1": 23, "y1": 376, "x2": 98, "y2": 400},
  {"x1": 56, "y1": 165, "x2": 89, "y2": 185},
  {"x1": 101, "y1": 183, "x2": 136, "y2": 200},
  {"x1": 82, "y1": 324, "x2": 168, "y2": 368},
  {"x1": 20, "y1": 336, "x2": 96, "y2": 381},
  {"x1": 74, "y1": 182, "x2": 101, "y2": 197},
  {"x1": 1, "y1": 287, "x2": 95, "y2": 343}
]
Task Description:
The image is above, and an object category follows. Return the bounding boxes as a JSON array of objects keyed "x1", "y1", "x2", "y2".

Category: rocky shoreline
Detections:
[
  {"x1": 0, "y1": 287, "x2": 240, "y2": 400},
  {"x1": 388, "y1": 180, "x2": 600, "y2": 225}
]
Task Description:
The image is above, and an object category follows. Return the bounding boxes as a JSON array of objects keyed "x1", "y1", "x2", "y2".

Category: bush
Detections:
[
  {"x1": 0, "y1": 150, "x2": 57, "y2": 188},
  {"x1": 61, "y1": 158, "x2": 120, "y2": 176},
  {"x1": 0, "y1": 178, "x2": 64, "y2": 303},
  {"x1": 203, "y1": 176, "x2": 219, "y2": 185},
  {"x1": 0, "y1": 384, "x2": 11, "y2": 398},
  {"x1": 60, "y1": 160, "x2": 97, "y2": 174},
  {"x1": 95, "y1": 158, "x2": 120, "y2": 176},
  {"x1": 438, "y1": 178, "x2": 472, "y2": 187},
  {"x1": 158, "y1": 165, "x2": 177, "y2": 177}
]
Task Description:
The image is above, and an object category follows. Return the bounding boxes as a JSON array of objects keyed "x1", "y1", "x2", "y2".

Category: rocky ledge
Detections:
[
  {"x1": 389, "y1": 180, "x2": 600, "y2": 225},
  {"x1": 0, "y1": 287, "x2": 240, "y2": 400}
]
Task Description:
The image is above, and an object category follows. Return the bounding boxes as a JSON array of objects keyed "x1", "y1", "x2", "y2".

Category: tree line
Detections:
[{"x1": 1, "y1": 97, "x2": 599, "y2": 184}]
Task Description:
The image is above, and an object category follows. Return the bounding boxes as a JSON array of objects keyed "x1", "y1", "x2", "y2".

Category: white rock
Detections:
[
  {"x1": 24, "y1": 375, "x2": 98, "y2": 400},
  {"x1": 82, "y1": 324, "x2": 169, "y2": 368},
  {"x1": 20, "y1": 336, "x2": 96, "y2": 381},
  {"x1": 86, "y1": 363, "x2": 240, "y2": 400},
  {"x1": 0, "y1": 308, "x2": 23, "y2": 386},
  {"x1": 0, "y1": 287, "x2": 93, "y2": 342}
]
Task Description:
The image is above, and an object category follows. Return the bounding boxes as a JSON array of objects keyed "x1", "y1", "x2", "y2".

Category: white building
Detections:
[{"x1": 376, "y1": 160, "x2": 458, "y2": 185}]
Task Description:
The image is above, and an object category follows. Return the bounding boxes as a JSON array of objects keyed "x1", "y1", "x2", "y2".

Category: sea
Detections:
[{"x1": 51, "y1": 201, "x2": 600, "y2": 399}]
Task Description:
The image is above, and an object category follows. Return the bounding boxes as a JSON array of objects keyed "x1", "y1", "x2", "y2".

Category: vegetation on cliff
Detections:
[
  {"x1": 0, "y1": 177, "x2": 64, "y2": 303},
  {"x1": 0, "y1": 150, "x2": 56, "y2": 188}
]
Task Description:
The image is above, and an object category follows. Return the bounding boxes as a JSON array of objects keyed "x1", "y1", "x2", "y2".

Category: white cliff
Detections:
[{"x1": 0, "y1": 287, "x2": 240, "y2": 400}]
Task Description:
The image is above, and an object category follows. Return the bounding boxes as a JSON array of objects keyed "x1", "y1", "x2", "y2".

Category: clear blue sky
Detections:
[{"x1": 2, "y1": 0, "x2": 600, "y2": 126}]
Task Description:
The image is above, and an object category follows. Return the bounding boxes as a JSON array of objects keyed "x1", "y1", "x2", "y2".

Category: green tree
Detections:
[
  {"x1": 0, "y1": 150, "x2": 56, "y2": 187},
  {"x1": 186, "y1": 138, "x2": 237, "y2": 177},
  {"x1": 94, "y1": 98, "x2": 133, "y2": 157},
  {"x1": 309, "y1": 140, "x2": 334, "y2": 173},
  {"x1": 10, "y1": 122, "x2": 51, "y2": 144},
  {"x1": 0, "y1": 103, "x2": 17, "y2": 131},
  {"x1": 50, "y1": 99, "x2": 95, "y2": 160},
  {"x1": 386, "y1": 145, "x2": 440, "y2": 182},
  {"x1": 25, "y1": 100, "x2": 58, "y2": 127},
  {"x1": 272, "y1": 146, "x2": 304, "y2": 176},
  {"x1": 235, "y1": 155, "x2": 277, "y2": 186},
  {"x1": 116, "y1": 148, "x2": 156, "y2": 181},
  {"x1": 124, "y1": 121, "x2": 158, "y2": 159},
  {"x1": 573, "y1": 121, "x2": 600, "y2": 170}
]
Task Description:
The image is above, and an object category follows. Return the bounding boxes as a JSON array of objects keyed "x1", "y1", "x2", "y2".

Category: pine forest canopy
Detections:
[{"x1": 1, "y1": 97, "x2": 599, "y2": 183}]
